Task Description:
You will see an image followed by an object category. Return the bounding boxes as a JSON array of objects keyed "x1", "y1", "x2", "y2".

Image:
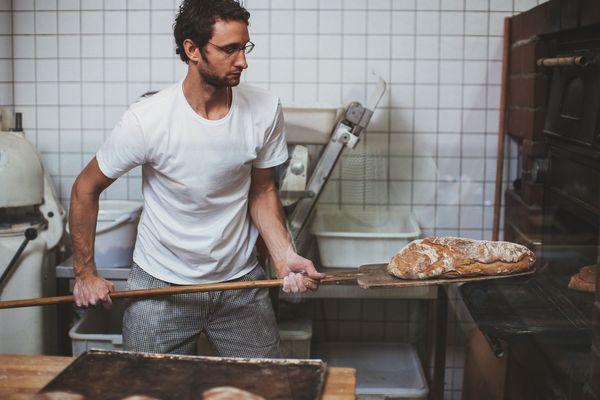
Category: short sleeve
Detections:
[
  {"x1": 253, "y1": 101, "x2": 288, "y2": 168},
  {"x1": 96, "y1": 109, "x2": 146, "y2": 179}
]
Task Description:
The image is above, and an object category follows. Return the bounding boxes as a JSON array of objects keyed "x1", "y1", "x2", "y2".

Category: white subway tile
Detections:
[
  {"x1": 59, "y1": 59, "x2": 81, "y2": 81},
  {"x1": 438, "y1": 84, "x2": 462, "y2": 108},
  {"x1": 464, "y1": 36, "x2": 487, "y2": 60},
  {"x1": 367, "y1": 11, "x2": 391, "y2": 34},
  {"x1": 294, "y1": 34, "x2": 318, "y2": 58},
  {"x1": 318, "y1": 10, "x2": 342, "y2": 34},
  {"x1": 440, "y1": 36, "x2": 463, "y2": 60},
  {"x1": 391, "y1": 11, "x2": 415, "y2": 34},
  {"x1": 416, "y1": 11, "x2": 439, "y2": 35},
  {"x1": 461, "y1": 158, "x2": 485, "y2": 181},
  {"x1": 462, "y1": 109, "x2": 486, "y2": 132},
  {"x1": 293, "y1": 83, "x2": 317, "y2": 103},
  {"x1": 104, "y1": 81, "x2": 127, "y2": 104},
  {"x1": 58, "y1": 106, "x2": 81, "y2": 129},
  {"x1": 59, "y1": 129, "x2": 81, "y2": 152},
  {"x1": 413, "y1": 156, "x2": 437, "y2": 179},
  {"x1": 81, "y1": 82, "x2": 103, "y2": 105},
  {"x1": 0, "y1": 12, "x2": 10, "y2": 34},
  {"x1": 270, "y1": 10, "x2": 294, "y2": 34},
  {"x1": 80, "y1": 35, "x2": 103, "y2": 58},
  {"x1": 415, "y1": 60, "x2": 438, "y2": 83},
  {"x1": 127, "y1": 58, "x2": 150, "y2": 82},
  {"x1": 463, "y1": 60, "x2": 486, "y2": 84},
  {"x1": 36, "y1": 59, "x2": 58, "y2": 82},
  {"x1": 464, "y1": 12, "x2": 488, "y2": 35},
  {"x1": 295, "y1": 10, "x2": 318, "y2": 34},
  {"x1": 104, "y1": 59, "x2": 127, "y2": 82},
  {"x1": 37, "y1": 129, "x2": 59, "y2": 152},
  {"x1": 490, "y1": 0, "x2": 512, "y2": 11},
  {"x1": 318, "y1": 59, "x2": 342, "y2": 83},
  {"x1": 390, "y1": 108, "x2": 413, "y2": 132},
  {"x1": 413, "y1": 181, "x2": 436, "y2": 203},
  {"x1": 58, "y1": 35, "x2": 80, "y2": 58},
  {"x1": 515, "y1": 0, "x2": 538, "y2": 12},
  {"x1": 416, "y1": 36, "x2": 438, "y2": 59},
  {"x1": 83, "y1": 130, "x2": 105, "y2": 152},
  {"x1": 13, "y1": 12, "x2": 34, "y2": 35},
  {"x1": 317, "y1": 83, "x2": 342, "y2": 104},
  {"x1": 14, "y1": 0, "x2": 34, "y2": 11},
  {"x1": 245, "y1": 58, "x2": 269, "y2": 82},
  {"x1": 151, "y1": 10, "x2": 174, "y2": 34},
  {"x1": 13, "y1": 59, "x2": 35, "y2": 82},
  {"x1": 414, "y1": 84, "x2": 438, "y2": 108},
  {"x1": 318, "y1": 35, "x2": 342, "y2": 58},
  {"x1": 151, "y1": 58, "x2": 174, "y2": 82},
  {"x1": 81, "y1": 59, "x2": 103, "y2": 81},
  {"x1": 104, "y1": 11, "x2": 127, "y2": 34},
  {"x1": 82, "y1": 105, "x2": 105, "y2": 129},
  {"x1": 58, "y1": 0, "x2": 78, "y2": 10},
  {"x1": 58, "y1": 82, "x2": 81, "y2": 105},
  {"x1": 343, "y1": 0, "x2": 367, "y2": 10},
  {"x1": 342, "y1": 34, "x2": 366, "y2": 58},
  {"x1": 462, "y1": 85, "x2": 486, "y2": 109},
  {"x1": 36, "y1": 106, "x2": 59, "y2": 128},
  {"x1": 104, "y1": 35, "x2": 127, "y2": 58},
  {"x1": 269, "y1": 59, "x2": 293, "y2": 82},
  {"x1": 342, "y1": 59, "x2": 365, "y2": 82},
  {"x1": 58, "y1": 11, "x2": 79, "y2": 34},
  {"x1": 390, "y1": 60, "x2": 414, "y2": 83},
  {"x1": 437, "y1": 181, "x2": 460, "y2": 204},
  {"x1": 436, "y1": 205, "x2": 459, "y2": 228},
  {"x1": 437, "y1": 134, "x2": 461, "y2": 157},
  {"x1": 465, "y1": 0, "x2": 488, "y2": 11},
  {"x1": 367, "y1": 35, "x2": 390, "y2": 59},
  {"x1": 128, "y1": 0, "x2": 150, "y2": 10},
  {"x1": 270, "y1": 35, "x2": 294, "y2": 58},
  {"x1": 13, "y1": 36, "x2": 34, "y2": 58},
  {"x1": 128, "y1": 10, "x2": 150, "y2": 34},
  {"x1": 36, "y1": 11, "x2": 58, "y2": 34}
]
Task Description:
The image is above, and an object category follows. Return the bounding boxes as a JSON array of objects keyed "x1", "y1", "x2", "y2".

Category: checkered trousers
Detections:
[{"x1": 122, "y1": 262, "x2": 282, "y2": 358}]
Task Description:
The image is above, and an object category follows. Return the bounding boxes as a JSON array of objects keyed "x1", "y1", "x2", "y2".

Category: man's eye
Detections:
[{"x1": 223, "y1": 46, "x2": 238, "y2": 54}]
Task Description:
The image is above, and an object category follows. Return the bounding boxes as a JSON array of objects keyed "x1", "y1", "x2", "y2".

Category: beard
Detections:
[{"x1": 198, "y1": 67, "x2": 242, "y2": 87}]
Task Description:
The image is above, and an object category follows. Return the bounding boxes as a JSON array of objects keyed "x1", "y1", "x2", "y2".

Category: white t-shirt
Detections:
[{"x1": 96, "y1": 82, "x2": 288, "y2": 284}]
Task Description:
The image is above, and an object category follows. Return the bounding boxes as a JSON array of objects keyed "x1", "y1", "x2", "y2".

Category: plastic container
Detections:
[
  {"x1": 95, "y1": 200, "x2": 142, "y2": 268},
  {"x1": 310, "y1": 206, "x2": 421, "y2": 268},
  {"x1": 315, "y1": 342, "x2": 428, "y2": 400},
  {"x1": 283, "y1": 105, "x2": 343, "y2": 144},
  {"x1": 70, "y1": 301, "x2": 313, "y2": 358}
]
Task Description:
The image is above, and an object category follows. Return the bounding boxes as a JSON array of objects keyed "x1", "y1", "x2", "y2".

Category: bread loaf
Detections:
[
  {"x1": 568, "y1": 265, "x2": 598, "y2": 293},
  {"x1": 387, "y1": 237, "x2": 536, "y2": 279}
]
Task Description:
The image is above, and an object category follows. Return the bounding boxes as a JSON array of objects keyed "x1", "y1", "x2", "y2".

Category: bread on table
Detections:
[
  {"x1": 387, "y1": 236, "x2": 536, "y2": 280},
  {"x1": 568, "y1": 264, "x2": 598, "y2": 293}
]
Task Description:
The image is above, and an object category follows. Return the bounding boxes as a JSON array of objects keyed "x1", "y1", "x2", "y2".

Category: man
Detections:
[{"x1": 69, "y1": 0, "x2": 323, "y2": 357}]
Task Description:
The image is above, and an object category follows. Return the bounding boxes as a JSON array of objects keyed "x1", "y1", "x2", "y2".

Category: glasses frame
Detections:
[{"x1": 207, "y1": 41, "x2": 255, "y2": 57}]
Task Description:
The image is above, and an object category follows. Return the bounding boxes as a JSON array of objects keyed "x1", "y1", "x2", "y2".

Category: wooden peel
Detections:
[{"x1": 0, "y1": 271, "x2": 363, "y2": 310}]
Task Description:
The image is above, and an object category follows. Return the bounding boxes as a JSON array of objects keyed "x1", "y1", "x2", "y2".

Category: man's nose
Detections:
[{"x1": 235, "y1": 50, "x2": 248, "y2": 69}]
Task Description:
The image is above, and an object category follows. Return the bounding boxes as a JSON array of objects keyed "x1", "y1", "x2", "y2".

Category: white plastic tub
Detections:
[
  {"x1": 310, "y1": 206, "x2": 420, "y2": 269},
  {"x1": 95, "y1": 200, "x2": 142, "y2": 268},
  {"x1": 70, "y1": 301, "x2": 313, "y2": 358},
  {"x1": 283, "y1": 105, "x2": 343, "y2": 144},
  {"x1": 315, "y1": 342, "x2": 428, "y2": 399}
]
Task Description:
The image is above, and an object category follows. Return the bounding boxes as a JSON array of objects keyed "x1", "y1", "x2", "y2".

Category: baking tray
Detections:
[{"x1": 38, "y1": 350, "x2": 326, "y2": 400}]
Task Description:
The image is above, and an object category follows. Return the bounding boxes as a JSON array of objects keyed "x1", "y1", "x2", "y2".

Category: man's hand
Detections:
[
  {"x1": 73, "y1": 270, "x2": 114, "y2": 309},
  {"x1": 276, "y1": 251, "x2": 325, "y2": 293}
]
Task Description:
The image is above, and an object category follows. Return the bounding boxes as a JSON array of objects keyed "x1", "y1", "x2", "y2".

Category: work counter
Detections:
[{"x1": 0, "y1": 354, "x2": 356, "y2": 400}]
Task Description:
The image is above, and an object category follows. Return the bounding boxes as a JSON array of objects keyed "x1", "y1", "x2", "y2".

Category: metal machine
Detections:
[
  {"x1": 278, "y1": 77, "x2": 387, "y2": 254},
  {"x1": 0, "y1": 108, "x2": 65, "y2": 354}
]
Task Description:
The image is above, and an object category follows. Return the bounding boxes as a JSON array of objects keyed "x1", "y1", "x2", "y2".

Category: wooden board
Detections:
[
  {"x1": 357, "y1": 264, "x2": 536, "y2": 288},
  {"x1": 38, "y1": 350, "x2": 326, "y2": 400}
]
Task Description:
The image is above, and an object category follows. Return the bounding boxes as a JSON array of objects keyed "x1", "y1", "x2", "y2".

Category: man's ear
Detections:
[{"x1": 183, "y1": 39, "x2": 200, "y2": 63}]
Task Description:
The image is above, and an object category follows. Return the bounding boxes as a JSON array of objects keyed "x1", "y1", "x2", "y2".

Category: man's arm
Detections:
[
  {"x1": 248, "y1": 167, "x2": 324, "y2": 292},
  {"x1": 69, "y1": 157, "x2": 115, "y2": 307}
]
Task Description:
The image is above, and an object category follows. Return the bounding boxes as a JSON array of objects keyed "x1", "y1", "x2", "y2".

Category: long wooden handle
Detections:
[
  {"x1": 0, "y1": 279, "x2": 284, "y2": 310},
  {"x1": 0, "y1": 271, "x2": 362, "y2": 310}
]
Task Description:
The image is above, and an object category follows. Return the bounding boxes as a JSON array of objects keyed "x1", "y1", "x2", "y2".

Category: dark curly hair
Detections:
[{"x1": 173, "y1": 0, "x2": 250, "y2": 63}]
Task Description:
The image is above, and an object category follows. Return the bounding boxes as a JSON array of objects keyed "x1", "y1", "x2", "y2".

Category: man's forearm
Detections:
[
  {"x1": 248, "y1": 187, "x2": 292, "y2": 266},
  {"x1": 69, "y1": 182, "x2": 100, "y2": 278}
]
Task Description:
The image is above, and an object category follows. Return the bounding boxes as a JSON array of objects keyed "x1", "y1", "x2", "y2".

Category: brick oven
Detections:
[{"x1": 462, "y1": 1, "x2": 600, "y2": 399}]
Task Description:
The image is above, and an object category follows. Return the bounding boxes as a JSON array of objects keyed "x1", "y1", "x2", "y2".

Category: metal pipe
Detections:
[
  {"x1": 536, "y1": 55, "x2": 593, "y2": 67},
  {"x1": 0, "y1": 228, "x2": 38, "y2": 291}
]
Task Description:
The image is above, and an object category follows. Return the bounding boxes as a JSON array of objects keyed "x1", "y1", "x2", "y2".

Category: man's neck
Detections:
[{"x1": 182, "y1": 69, "x2": 230, "y2": 120}]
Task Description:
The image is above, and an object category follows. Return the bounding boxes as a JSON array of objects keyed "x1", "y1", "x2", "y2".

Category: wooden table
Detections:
[{"x1": 0, "y1": 354, "x2": 355, "y2": 400}]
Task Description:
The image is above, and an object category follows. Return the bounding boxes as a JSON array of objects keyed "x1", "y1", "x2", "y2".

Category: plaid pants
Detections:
[{"x1": 122, "y1": 262, "x2": 282, "y2": 358}]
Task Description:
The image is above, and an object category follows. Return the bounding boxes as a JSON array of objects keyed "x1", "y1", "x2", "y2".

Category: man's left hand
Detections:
[{"x1": 276, "y1": 251, "x2": 325, "y2": 293}]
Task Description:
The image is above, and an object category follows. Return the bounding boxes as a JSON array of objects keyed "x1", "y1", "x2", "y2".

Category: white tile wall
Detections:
[{"x1": 1, "y1": 1, "x2": 548, "y2": 397}]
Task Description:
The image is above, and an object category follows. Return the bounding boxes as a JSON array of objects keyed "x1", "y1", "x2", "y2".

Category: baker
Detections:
[{"x1": 68, "y1": 0, "x2": 324, "y2": 358}]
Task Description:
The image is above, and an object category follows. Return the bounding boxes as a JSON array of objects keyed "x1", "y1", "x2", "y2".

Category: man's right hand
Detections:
[{"x1": 73, "y1": 270, "x2": 114, "y2": 309}]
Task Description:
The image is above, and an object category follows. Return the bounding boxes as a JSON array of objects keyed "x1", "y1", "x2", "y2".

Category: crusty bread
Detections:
[
  {"x1": 387, "y1": 237, "x2": 536, "y2": 279},
  {"x1": 568, "y1": 265, "x2": 598, "y2": 293}
]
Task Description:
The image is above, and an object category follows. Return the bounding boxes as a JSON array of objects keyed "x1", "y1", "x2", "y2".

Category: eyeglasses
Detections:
[{"x1": 207, "y1": 41, "x2": 255, "y2": 57}]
